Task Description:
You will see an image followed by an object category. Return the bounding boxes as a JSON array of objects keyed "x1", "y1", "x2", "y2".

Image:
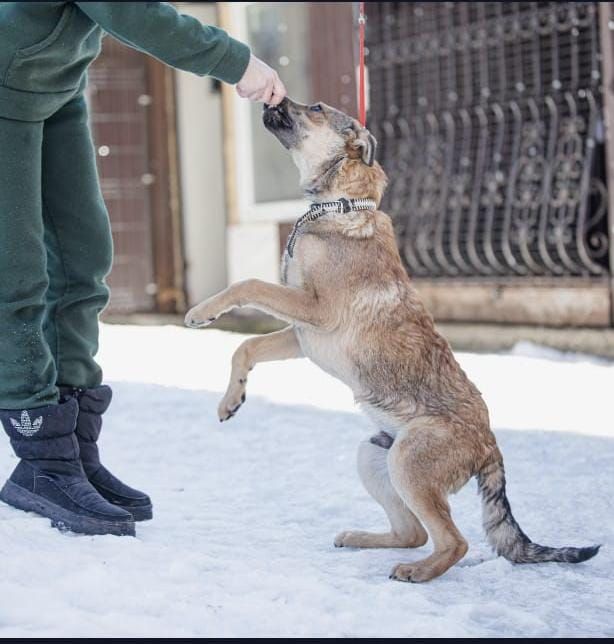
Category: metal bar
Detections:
[{"x1": 598, "y1": 2, "x2": 614, "y2": 323}]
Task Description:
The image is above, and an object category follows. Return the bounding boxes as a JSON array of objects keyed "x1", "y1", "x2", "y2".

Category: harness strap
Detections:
[{"x1": 286, "y1": 197, "x2": 377, "y2": 257}]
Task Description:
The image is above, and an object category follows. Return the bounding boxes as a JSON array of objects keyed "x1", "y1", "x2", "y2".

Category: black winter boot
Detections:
[
  {"x1": 0, "y1": 398, "x2": 135, "y2": 536},
  {"x1": 61, "y1": 386, "x2": 153, "y2": 521}
]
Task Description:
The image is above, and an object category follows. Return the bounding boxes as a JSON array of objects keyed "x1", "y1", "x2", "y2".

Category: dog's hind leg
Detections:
[
  {"x1": 387, "y1": 424, "x2": 469, "y2": 582},
  {"x1": 334, "y1": 437, "x2": 428, "y2": 549},
  {"x1": 218, "y1": 327, "x2": 303, "y2": 421}
]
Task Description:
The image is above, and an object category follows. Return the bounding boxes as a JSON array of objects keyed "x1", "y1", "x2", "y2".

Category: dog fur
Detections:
[{"x1": 185, "y1": 98, "x2": 599, "y2": 582}]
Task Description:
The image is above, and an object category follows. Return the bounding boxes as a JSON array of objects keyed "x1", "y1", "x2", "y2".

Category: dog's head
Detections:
[{"x1": 263, "y1": 98, "x2": 384, "y2": 201}]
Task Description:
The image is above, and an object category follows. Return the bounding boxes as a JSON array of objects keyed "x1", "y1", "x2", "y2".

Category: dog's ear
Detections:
[{"x1": 346, "y1": 126, "x2": 377, "y2": 166}]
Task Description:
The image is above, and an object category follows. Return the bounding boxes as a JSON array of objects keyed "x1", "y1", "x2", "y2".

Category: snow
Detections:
[{"x1": 1, "y1": 323, "x2": 613, "y2": 637}]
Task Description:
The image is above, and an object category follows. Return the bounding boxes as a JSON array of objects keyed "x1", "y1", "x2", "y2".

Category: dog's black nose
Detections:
[{"x1": 262, "y1": 97, "x2": 293, "y2": 130}]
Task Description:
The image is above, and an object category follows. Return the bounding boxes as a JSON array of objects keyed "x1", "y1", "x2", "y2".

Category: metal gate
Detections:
[{"x1": 366, "y1": 2, "x2": 613, "y2": 326}]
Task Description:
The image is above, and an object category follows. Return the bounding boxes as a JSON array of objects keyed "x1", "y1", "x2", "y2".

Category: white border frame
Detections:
[{"x1": 227, "y1": 2, "x2": 308, "y2": 224}]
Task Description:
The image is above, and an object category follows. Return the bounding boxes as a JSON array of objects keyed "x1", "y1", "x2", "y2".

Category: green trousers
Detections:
[{"x1": 0, "y1": 95, "x2": 112, "y2": 409}]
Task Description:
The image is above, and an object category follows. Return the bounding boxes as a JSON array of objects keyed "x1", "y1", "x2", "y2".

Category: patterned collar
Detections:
[{"x1": 286, "y1": 197, "x2": 377, "y2": 258}]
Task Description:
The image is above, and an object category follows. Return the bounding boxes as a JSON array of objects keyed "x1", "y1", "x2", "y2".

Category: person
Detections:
[{"x1": 0, "y1": 1, "x2": 286, "y2": 537}]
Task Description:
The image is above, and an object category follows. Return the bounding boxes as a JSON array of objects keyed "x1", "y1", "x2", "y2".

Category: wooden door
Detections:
[{"x1": 88, "y1": 37, "x2": 184, "y2": 314}]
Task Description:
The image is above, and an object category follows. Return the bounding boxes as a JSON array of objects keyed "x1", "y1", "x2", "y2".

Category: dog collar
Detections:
[{"x1": 286, "y1": 197, "x2": 377, "y2": 258}]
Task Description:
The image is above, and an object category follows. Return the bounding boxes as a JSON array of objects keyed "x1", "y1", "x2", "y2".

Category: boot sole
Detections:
[
  {"x1": 117, "y1": 503, "x2": 153, "y2": 522},
  {"x1": 0, "y1": 480, "x2": 135, "y2": 537}
]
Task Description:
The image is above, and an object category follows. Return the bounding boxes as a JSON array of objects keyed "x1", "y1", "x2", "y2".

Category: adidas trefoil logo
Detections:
[{"x1": 10, "y1": 410, "x2": 43, "y2": 437}]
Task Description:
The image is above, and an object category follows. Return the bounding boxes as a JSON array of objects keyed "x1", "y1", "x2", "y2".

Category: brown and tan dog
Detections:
[{"x1": 185, "y1": 98, "x2": 599, "y2": 582}]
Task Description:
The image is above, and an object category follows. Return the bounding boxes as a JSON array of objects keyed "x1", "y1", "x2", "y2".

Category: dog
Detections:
[{"x1": 185, "y1": 98, "x2": 599, "y2": 582}]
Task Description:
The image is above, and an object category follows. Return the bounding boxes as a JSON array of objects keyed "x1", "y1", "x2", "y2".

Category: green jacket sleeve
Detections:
[{"x1": 76, "y1": 1, "x2": 251, "y2": 84}]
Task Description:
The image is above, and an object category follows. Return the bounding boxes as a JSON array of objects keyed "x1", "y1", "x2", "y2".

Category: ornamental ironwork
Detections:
[{"x1": 366, "y1": 2, "x2": 610, "y2": 278}]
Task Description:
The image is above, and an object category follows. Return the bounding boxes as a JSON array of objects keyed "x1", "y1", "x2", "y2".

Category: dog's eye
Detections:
[{"x1": 309, "y1": 104, "x2": 323, "y2": 113}]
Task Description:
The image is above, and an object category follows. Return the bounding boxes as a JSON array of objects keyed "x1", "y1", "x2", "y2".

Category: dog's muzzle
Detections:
[{"x1": 263, "y1": 100, "x2": 294, "y2": 130}]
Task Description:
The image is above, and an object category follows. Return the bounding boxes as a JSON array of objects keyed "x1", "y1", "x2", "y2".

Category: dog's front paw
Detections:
[
  {"x1": 217, "y1": 385, "x2": 247, "y2": 422},
  {"x1": 184, "y1": 298, "x2": 227, "y2": 328},
  {"x1": 334, "y1": 531, "x2": 359, "y2": 548},
  {"x1": 389, "y1": 562, "x2": 433, "y2": 583}
]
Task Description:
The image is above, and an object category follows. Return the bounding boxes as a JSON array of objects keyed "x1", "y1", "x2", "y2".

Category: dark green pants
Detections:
[{"x1": 0, "y1": 95, "x2": 112, "y2": 409}]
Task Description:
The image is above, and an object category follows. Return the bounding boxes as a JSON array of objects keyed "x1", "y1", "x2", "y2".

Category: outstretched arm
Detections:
[{"x1": 77, "y1": 1, "x2": 250, "y2": 83}]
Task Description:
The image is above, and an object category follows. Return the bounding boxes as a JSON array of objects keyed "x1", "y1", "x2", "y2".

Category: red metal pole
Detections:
[{"x1": 358, "y1": 1, "x2": 367, "y2": 126}]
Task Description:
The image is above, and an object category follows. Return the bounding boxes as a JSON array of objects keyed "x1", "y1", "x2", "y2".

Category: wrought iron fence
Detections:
[{"x1": 366, "y1": 2, "x2": 610, "y2": 279}]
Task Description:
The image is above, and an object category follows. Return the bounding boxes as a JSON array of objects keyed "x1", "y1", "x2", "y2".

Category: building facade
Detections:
[{"x1": 92, "y1": 2, "x2": 614, "y2": 328}]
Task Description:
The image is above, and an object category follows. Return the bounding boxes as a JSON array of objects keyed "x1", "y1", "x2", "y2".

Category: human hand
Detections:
[{"x1": 236, "y1": 54, "x2": 286, "y2": 105}]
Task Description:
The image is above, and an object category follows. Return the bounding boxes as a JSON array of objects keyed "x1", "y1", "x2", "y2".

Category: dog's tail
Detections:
[{"x1": 476, "y1": 451, "x2": 599, "y2": 564}]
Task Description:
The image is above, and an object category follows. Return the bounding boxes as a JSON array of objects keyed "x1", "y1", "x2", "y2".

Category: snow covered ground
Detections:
[{"x1": 1, "y1": 324, "x2": 613, "y2": 637}]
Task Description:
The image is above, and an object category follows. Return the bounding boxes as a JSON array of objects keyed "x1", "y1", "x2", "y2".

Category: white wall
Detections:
[
  {"x1": 175, "y1": 3, "x2": 227, "y2": 306},
  {"x1": 227, "y1": 222, "x2": 280, "y2": 284}
]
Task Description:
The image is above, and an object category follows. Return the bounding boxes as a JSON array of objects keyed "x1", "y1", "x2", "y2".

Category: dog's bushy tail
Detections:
[{"x1": 476, "y1": 453, "x2": 600, "y2": 564}]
